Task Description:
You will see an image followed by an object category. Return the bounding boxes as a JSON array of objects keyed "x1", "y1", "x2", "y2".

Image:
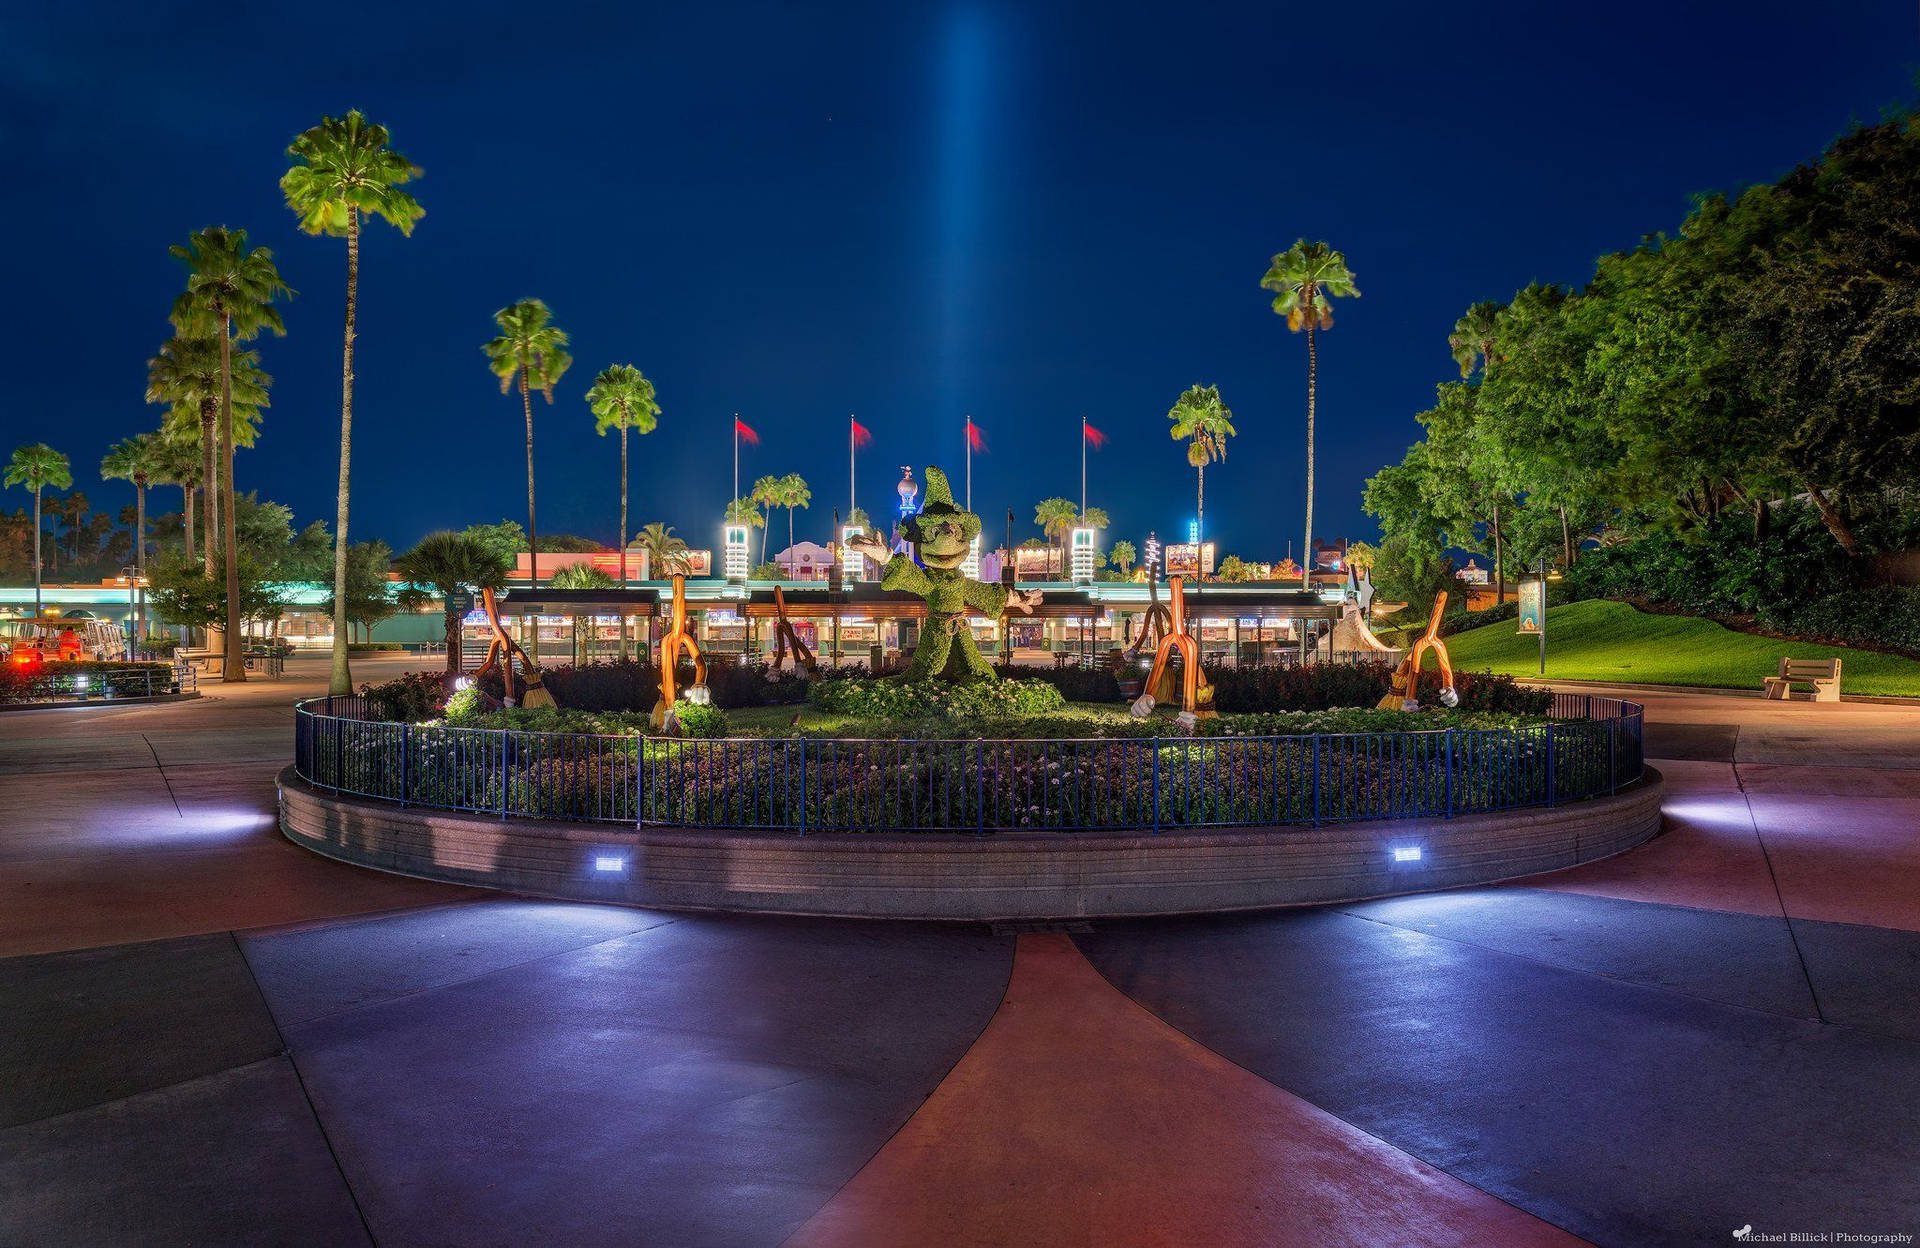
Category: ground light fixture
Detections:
[
  {"x1": 592, "y1": 853, "x2": 629, "y2": 875},
  {"x1": 1390, "y1": 845, "x2": 1423, "y2": 863}
]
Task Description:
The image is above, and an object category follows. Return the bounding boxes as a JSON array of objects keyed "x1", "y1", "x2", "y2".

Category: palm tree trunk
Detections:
[
  {"x1": 181, "y1": 484, "x2": 195, "y2": 563},
  {"x1": 1492, "y1": 501, "x2": 1504, "y2": 604},
  {"x1": 788, "y1": 506, "x2": 795, "y2": 563},
  {"x1": 31, "y1": 486, "x2": 42, "y2": 618},
  {"x1": 521, "y1": 369, "x2": 538, "y2": 586},
  {"x1": 200, "y1": 397, "x2": 219, "y2": 576},
  {"x1": 618, "y1": 424, "x2": 628, "y2": 588},
  {"x1": 220, "y1": 314, "x2": 245, "y2": 683},
  {"x1": 1195, "y1": 463, "x2": 1204, "y2": 577},
  {"x1": 134, "y1": 480, "x2": 147, "y2": 636},
  {"x1": 1302, "y1": 319, "x2": 1317, "y2": 591},
  {"x1": 444, "y1": 600, "x2": 462, "y2": 674},
  {"x1": 329, "y1": 210, "x2": 360, "y2": 696}
]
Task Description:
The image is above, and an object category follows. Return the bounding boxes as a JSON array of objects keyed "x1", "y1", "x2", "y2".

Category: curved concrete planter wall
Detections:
[
  {"x1": 280, "y1": 766, "x2": 1664, "y2": 920},
  {"x1": 281, "y1": 765, "x2": 1665, "y2": 920}
]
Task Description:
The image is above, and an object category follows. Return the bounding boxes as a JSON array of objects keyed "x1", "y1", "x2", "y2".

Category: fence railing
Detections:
[
  {"x1": 0, "y1": 663, "x2": 195, "y2": 704},
  {"x1": 292, "y1": 693, "x2": 1644, "y2": 835}
]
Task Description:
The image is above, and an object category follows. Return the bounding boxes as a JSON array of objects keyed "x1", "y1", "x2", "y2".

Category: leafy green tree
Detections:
[
  {"x1": 148, "y1": 549, "x2": 286, "y2": 633},
  {"x1": 584, "y1": 364, "x2": 660, "y2": 587},
  {"x1": 320, "y1": 540, "x2": 398, "y2": 641},
  {"x1": 1449, "y1": 302, "x2": 1502, "y2": 379},
  {"x1": 6, "y1": 444, "x2": 71, "y2": 616},
  {"x1": 170, "y1": 227, "x2": 290, "y2": 681},
  {"x1": 395, "y1": 531, "x2": 510, "y2": 672},
  {"x1": 1165, "y1": 384, "x2": 1235, "y2": 563},
  {"x1": 1108, "y1": 539, "x2": 1137, "y2": 575},
  {"x1": 1262, "y1": 240, "x2": 1360, "y2": 588},
  {"x1": 636, "y1": 522, "x2": 691, "y2": 578},
  {"x1": 458, "y1": 520, "x2": 527, "y2": 567},
  {"x1": 282, "y1": 109, "x2": 425, "y2": 694},
  {"x1": 847, "y1": 505, "x2": 872, "y2": 531},
  {"x1": 483, "y1": 299, "x2": 571, "y2": 586}
]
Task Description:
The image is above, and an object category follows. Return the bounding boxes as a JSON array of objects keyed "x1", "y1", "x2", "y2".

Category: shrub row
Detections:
[{"x1": 808, "y1": 676, "x2": 1068, "y2": 719}]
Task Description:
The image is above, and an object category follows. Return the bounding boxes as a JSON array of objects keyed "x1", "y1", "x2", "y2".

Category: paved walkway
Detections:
[{"x1": 2, "y1": 671, "x2": 1917, "y2": 1245}]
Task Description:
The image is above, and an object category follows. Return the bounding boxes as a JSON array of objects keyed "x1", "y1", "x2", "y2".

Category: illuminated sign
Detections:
[
  {"x1": 1517, "y1": 579, "x2": 1545, "y2": 635},
  {"x1": 1163, "y1": 542, "x2": 1216, "y2": 577},
  {"x1": 1070, "y1": 527, "x2": 1096, "y2": 585},
  {"x1": 722, "y1": 524, "x2": 750, "y2": 582}
]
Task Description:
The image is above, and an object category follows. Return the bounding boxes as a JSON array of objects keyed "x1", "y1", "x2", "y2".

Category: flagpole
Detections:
[
  {"x1": 1080, "y1": 414, "x2": 1087, "y2": 514},
  {"x1": 849, "y1": 415, "x2": 856, "y2": 519},
  {"x1": 733, "y1": 412, "x2": 739, "y2": 509},
  {"x1": 965, "y1": 417, "x2": 972, "y2": 511}
]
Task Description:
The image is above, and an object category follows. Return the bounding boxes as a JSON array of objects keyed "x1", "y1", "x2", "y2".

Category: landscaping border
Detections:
[{"x1": 278, "y1": 764, "x2": 1664, "y2": 920}]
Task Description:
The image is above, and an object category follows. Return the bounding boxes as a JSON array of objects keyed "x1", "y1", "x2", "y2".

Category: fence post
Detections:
[
  {"x1": 635, "y1": 736, "x2": 645, "y2": 828},
  {"x1": 1312, "y1": 735, "x2": 1322, "y2": 827},
  {"x1": 1608, "y1": 719, "x2": 1618, "y2": 795},
  {"x1": 1444, "y1": 730, "x2": 1455, "y2": 819},
  {"x1": 975, "y1": 739, "x2": 985, "y2": 836},
  {"x1": 498, "y1": 730, "x2": 509, "y2": 819},
  {"x1": 399, "y1": 726, "x2": 410, "y2": 808},
  {"x1": 1151, "y1": 740, "x2": 1161, "y2": 834},
  {"x1": 797, "y1": 737, "x2": 808, "y2": 836},
  {"x1": 1545, "y1": 723, "x2": 1558, "y2": 808}
]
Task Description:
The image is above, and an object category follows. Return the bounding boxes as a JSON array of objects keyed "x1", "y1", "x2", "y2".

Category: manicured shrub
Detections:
[
  {"x1": 1023, "y1": 664, "x2": 1124, "y2": 703},
  {"x1": 1445, "y1": 670, "x2": 1552, "y2": 714},
  {"x1": 808, "y1": 676, "x2": 1067, "y2": 719},
  {"x1": 472, "y1": 658, "x2": 828, "y2": 713},
  {"x1": 1202, "y1": 660, "x2": 1395, "y2": 712},
  {"x1": 1759, "y1": 586, "x2": 1920, "y2": 658},
  {"x1": 0, "y1": 659, "x2": 177, "y2": 703},
  {"x1": 360, "y1": 669, "x2": 456, "y2": 722}
]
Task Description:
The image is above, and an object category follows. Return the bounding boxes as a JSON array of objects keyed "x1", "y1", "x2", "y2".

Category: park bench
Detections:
[{"x1": 1762, "y1": 656, "x2": 1841, "y2": 703}]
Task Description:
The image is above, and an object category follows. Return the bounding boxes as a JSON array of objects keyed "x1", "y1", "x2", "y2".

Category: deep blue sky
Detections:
[{"x1": 4, "y1": 1, "x2": 1914, "y2": 562}]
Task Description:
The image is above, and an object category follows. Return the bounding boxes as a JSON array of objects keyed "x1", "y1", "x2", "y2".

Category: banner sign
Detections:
[{"x1": 1517, "y1": 579, "x2": 1546, "y2": 635}]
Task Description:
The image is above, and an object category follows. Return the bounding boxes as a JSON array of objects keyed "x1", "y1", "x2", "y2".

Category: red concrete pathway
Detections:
[{"x1": 788, "y1": 933, "x2": 1584, "y2": 1248}]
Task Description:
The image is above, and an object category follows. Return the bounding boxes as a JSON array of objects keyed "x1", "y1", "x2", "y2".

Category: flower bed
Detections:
[{"x1": 0, "y1": 659, "x2": 182, "y2": 703}]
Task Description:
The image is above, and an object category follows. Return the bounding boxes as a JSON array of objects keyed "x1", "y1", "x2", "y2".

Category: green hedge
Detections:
[{"x1": 808, "y1": 676, "x2": 1067, "y2": 719}]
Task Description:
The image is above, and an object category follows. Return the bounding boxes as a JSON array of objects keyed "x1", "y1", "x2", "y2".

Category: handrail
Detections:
[{"x1": 292, "y1": 693, "x2": 1644, "y2": 835}]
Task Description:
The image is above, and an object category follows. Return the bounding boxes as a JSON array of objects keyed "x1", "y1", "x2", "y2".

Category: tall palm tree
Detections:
[
  {"x1": 777, "y1": 472, "x2": 811, "y2": 559},
  {"x1": 1165, "y1": 384, "x2": 1236, "y2": 570},
  {"x1": 636, "y1": 522, "x2": 691, "y2": 578},
  {"x1": 749, "y1": 474, "x2": 782, "y2": 564},
  {"x1": 101, "y1": 434, "x2": 162, "y2": 634},
  {"x1": 394, "y1": 531, "x2": 509, "y2": 674},
  {"x1": 6, "y1": 444, "x2": 72, "y2": 618},
  {"x1": 53, "y1": 491, "x2": 89, "y2": 564},
  {"x1": 146, "y1": 336, "x2": 270, "y2": 574},
  {"x1": 148, "y1": 433, "x2": 202, "y2": 561},
  {"x1": 584, "y1": 364, "x2": 661, "y2": 587},
  {"x1": 1109, "y1": 539, "x2": 1137, "y2": 576},
  {"x1": 483, "y1": 299, "x2": 571, "y2": 588},
  {"x1": 1262, "y1": 239, "x2": 1359, "y2": 590},
  {"x1": 282, "y1": 110, "x2": 425, "y2": 695},
  {"x1": 170, "y1": 227, "x2": 291, "y2": 681},
  {"x1": 1449, "y1": 300, "x2": 1507, "y2": 601}
]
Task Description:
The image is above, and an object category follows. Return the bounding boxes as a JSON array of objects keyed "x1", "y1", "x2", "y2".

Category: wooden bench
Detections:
[{"x1": 1763, "y1": 657, "x2": 1841, "y2": 703}]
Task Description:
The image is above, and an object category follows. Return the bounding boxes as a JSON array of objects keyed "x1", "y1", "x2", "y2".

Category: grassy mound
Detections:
[{"x1": 1445, "y1": 599, "x2": 1920, "y2": 697}]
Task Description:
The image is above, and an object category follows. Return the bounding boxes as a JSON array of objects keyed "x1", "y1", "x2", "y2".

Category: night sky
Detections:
[{"x1": 4, "y1": 2, "x2": 1914, "y2": 563}]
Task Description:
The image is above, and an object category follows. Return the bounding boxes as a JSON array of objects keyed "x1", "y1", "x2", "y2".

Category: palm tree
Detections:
[
  {"x1": 483, "y1": 299, "x2": 571, "y2": 588},
  {"x1": 6, "y1": 444, "x2": 72, "y2": 618},
  {"x1": 101, "y1": 434, "x2": 162, "y2": 634},
  {"x1": 170, "y1": 227, "x2": 291, "y2": 680},
  {"x1": 53, "y1": 491, "x2": 89, "y2": 564},
  {"x1": 282, "y1": 110, "x2": 425, "y2": 696},
  {"x1": 148, "y1": 433, "x2": 202, "y2": 561},
  {"x1": 394, "y1": 531, "x2": 509, "y2": 673},
  {"x1": 1080, "y1": 506, "x2": 1110, "y2": 532},
  {"x1": 1109, "y1": 539, "x2": 1137, "y2": 576},
  {"x1": 749, "y1": 474, "x2": 782, "y2": 564},
  {"x1": 636, "y1": 522, "x2": 691, "y2": 578},
  {"x1": 145, "y1": 335, "x2": 270, "y2": 574},
  {"x1": 777, "y1": 472, "x2": 811, "y2": 559},
  {"x1": 1448, "y1": 300, "x2": 1509, "y2": 601},
  {"x1": 548, "y1": 563, "x2": 617, "y2": 589},
  {"x1": 1262, "y1": 239, "x2": 1360, "y2": 590},
  {"x1": 1166, "y1": 384, "x2": 1236, "y2": 569},
  {"x1": 1034, "y1": 497, "x2": 1077, "y2": 574},
  {"x1": 584, "y1": 364, "x2": 661, "y2": 587}
]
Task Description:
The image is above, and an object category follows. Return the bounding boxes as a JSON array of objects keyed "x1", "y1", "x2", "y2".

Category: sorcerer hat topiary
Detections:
[{"x1": 901, "y1": 466, "x2": 981, "y2": 543}]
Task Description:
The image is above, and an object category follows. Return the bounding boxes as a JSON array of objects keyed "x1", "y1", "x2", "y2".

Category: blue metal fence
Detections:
[{"x1": 292, "y1": 692, "x2": 1644, "y2": 834}]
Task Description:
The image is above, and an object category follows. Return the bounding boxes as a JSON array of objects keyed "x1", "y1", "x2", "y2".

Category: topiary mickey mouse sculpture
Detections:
[{"x1": 847, "y1": 466, "x2": 1041, "y2": 683}]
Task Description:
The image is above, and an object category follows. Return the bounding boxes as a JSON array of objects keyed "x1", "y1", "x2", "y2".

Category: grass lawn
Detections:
[{"x1": 1445, "y1": 599, "x2": 1920, "y2": 697}]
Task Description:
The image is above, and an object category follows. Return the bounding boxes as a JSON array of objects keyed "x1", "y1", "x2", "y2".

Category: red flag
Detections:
[
  {"x1": 850, "y1": 417, "x2": 872, "y2": 448},
  {"x1": 966, "y1": 418, "x2": 986, "y2": 453},
  {"x1": 1083, "y1": 420, "x2": 1108, "y2": 449},
  {"x1": 734, "y1": 416, "x2": 759, "y2": 446}
]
